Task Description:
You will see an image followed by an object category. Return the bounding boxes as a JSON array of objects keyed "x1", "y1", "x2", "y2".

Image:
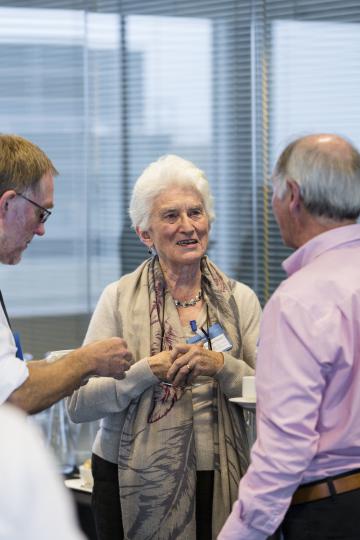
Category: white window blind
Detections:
[
  {"x1": 0, "y1": 0, "x2": 359, "y2": 356},
  {"x1": 253, "y1": 0, "x2": 360, "y2": 301}
]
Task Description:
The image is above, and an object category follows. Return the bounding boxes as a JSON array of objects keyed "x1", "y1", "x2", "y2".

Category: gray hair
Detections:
[
  {"x1": 273, "y1": 134, "x2": 360, "y2": 220},
  {"x1": 129, "y1": 154, "x2": 215, "y2": 229}
]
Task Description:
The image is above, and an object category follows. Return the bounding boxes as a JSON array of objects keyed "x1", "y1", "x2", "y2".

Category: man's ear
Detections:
[
  {"x1": 136, "y1": 226, "x2": 153, "y2": 248},
  {"x1": 287, "y1": 179, "x2": 302, "y2": 215},
  {"x1": 0, "y1": 190, "x2": 16, "y2": 218}
]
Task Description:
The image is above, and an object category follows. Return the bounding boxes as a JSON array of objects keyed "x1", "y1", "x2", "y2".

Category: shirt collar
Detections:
[{"x1": 282, "y1": 223, "x2": 360, "y2": 277}]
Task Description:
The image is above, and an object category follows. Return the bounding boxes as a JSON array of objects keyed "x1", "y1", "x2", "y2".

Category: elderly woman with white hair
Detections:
[{"x1": 68, "y1": 155, "x2": 261, "y2": 540}]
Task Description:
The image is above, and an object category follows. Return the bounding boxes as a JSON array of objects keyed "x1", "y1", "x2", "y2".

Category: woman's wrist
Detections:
[{"x1": 212, "y1": 351, "x2": 224, "y2": 374}]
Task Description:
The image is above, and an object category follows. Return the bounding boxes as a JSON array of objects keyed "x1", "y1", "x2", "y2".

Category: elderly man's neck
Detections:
[{"x1": 291, "y1": 214, "x2": 356, "y2": 249}]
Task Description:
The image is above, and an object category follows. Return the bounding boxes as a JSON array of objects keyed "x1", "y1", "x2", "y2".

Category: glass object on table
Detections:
[
  {"x1": 43, "y1": 349, "x2": 79, "y2": 473},
  {"x1": 74, "y1": 419, "x2": 99, "y2": 466},
  {"x1": 31, "y1": 349, "x2": 98, "y2": 474},
  {"x1": 32, "y1": 402, "x2": 99, "y2": 473},
  {"x1": 46, "y1": 398, "x2": 79, "y2": 475}
]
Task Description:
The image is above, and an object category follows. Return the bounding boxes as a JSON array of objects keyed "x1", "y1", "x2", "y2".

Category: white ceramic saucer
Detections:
[{"x1": 229, "y1": 397, "x2": 256, "y2": 409}]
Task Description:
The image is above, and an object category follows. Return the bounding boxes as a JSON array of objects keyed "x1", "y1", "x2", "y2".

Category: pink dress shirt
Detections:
[{"x1": 219, "y1": 224, "x2": 360, "y2": 539}]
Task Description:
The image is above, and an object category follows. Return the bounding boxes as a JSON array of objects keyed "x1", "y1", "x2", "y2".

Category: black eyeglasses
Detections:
[{"x1": 16, "y1": 193, "x2": 52, "y2": 224}]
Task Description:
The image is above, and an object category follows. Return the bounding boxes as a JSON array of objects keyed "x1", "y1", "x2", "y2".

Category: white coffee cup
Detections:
[{"x1": 242, "y1": 375, "x2": 256, "y2": 399}]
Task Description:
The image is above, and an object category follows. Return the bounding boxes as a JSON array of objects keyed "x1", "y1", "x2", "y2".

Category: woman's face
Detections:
[{"x1": 141, "y1": 186, "x2": 210, "y2": 272}]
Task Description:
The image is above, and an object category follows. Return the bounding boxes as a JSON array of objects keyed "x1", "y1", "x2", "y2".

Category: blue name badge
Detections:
[{"x1": 186, "y1": 323, "x2": 232, "y2": 352}]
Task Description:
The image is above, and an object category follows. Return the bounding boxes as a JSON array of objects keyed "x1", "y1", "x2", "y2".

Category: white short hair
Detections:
[{"x1": 129, "y1": 154, "x2": 215, "y2": 229}]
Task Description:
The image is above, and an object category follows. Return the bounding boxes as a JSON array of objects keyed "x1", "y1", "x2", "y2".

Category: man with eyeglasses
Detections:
[{"x1": 0, "y1": 134, "x2": 133, "y2": 413}]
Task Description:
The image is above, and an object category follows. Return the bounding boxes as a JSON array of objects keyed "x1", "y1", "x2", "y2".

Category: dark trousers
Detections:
[
  {"x1": 280, "y1": 488, "x2": 360, "y2": 540},
  {"x1": 91, "y1": 453, "x2": 214, "y2": 540},
  {"x1": 91, "y1": 454, "x2": 124, "y2": 540}
]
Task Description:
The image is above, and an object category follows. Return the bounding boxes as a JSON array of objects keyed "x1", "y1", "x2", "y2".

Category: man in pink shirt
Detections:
[{"x1": 219, "y1": 133, "x2": 360, "y2": 539}]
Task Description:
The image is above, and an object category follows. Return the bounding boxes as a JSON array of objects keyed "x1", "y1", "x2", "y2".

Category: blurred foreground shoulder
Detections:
[{"x1": 0, "y1": 404, "x2": 85, "y2": 540}]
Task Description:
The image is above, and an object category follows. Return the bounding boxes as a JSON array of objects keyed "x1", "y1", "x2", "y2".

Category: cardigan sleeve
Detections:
[
  {"x1": 67, "y1": 281, "x2": 158, "y2": 423},
  {"x1": 215, "y1": 282, "x2": 261, "y2": 398}
]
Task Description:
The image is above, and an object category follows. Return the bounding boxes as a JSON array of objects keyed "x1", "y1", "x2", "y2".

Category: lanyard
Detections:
[
  {"x1": 0, "y1": 289, "x2": 24, "y2": 360},
  {"x1": 200, "y1": 305, "x2": 212, "y2": 350}
]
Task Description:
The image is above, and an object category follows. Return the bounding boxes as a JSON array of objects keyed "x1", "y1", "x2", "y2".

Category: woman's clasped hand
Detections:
[
  {"x1": 166, "y1": 343, "x2": 224, "y2": 387},
  {"x1": 147, "y1": 344, "x2": 224, "y2": 387}
]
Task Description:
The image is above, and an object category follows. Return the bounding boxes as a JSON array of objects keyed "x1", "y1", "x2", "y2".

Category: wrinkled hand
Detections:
[
  {"x1": 166, "y1": 343, "x2": 224, "y2": 387},
  {"x1": 147, "y1": 351, "x2": 173, "y2": 381},
  {"x1": 82, "y1": 337, "x2": 133, "y2": 380}
]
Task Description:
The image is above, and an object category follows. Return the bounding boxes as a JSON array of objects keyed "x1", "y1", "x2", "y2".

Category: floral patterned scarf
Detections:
[{"x1": 118, "y1": 256, "x2": 250, "y2": 539}]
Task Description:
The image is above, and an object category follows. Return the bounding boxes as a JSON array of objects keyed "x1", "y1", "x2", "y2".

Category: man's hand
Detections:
[
  {"x1": 9, "y1": 337, "x2": 133, "y2": 414},
  {"x1": 81, "y1": 337, "x2": 133, "y2": 379}
]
